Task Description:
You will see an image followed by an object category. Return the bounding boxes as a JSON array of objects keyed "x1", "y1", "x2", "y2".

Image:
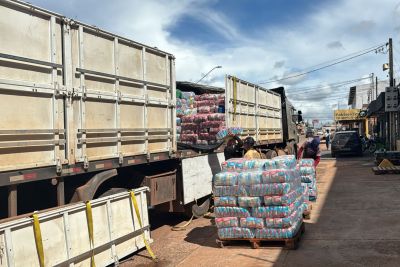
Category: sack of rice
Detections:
[
  {"x1": 273, "y1": 155, "x2": 297, "y2": 170},
  {"x1": 215, "y1": 217, "x2": 239, "y2": 228},
  {"x1": 238, "y1": 197, "x2": 262, "y2": 207},
  {"x1": 214, "y1": 196, "x2": 237, "y2": 207},
  {"x1": 239, "y1": 217, "x2": 264, "y2": 229},
  {"x1": 215, "y1": 206, "x2": 251, "y2": 218},
  {"x1": 218, "y1": 227, "x2": 254, "y2": 239},
  {"x1": 214, "y1": 172, "x2": 239, "y2": 186}
]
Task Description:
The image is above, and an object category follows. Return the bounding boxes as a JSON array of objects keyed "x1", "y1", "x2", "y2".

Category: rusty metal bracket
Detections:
[
  {"x1": 83, "y1": 156, "x2": 89, "y2": 170},
  {"x1": 56, "y1": 158, "x2": 62, "y2": 175}
]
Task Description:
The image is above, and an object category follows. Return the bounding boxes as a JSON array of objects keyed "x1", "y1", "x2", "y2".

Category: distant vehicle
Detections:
[
  {"x1": 317, "y1": 130, "x2": 323, "y2": 136},
  {"x1": 331, "y1": 131, "x2": 363, "y2": 157}
]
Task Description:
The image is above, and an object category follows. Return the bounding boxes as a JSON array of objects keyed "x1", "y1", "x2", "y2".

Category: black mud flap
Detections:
[{"x1": 191, "y1": 198, "x2": 211, "y2": 218}]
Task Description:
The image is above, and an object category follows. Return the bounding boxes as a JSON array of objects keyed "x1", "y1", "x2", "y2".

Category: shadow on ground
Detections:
[{"x1": 271, "y1": 156, "x2": 400, "y2": 266}]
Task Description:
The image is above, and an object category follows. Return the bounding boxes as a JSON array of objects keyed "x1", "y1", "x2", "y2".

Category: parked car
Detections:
[{"x1": 331, "y1": 131, "x2": 363, "y2": 157}]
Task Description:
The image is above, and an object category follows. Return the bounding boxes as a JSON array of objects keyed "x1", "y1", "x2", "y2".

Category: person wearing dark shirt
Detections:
[
  {"x1": 224, "y1": 135, "x2": 243, "y2": 160},
  {"x1": 297, "y1": 131, "x2": 321, "y2": 167}
]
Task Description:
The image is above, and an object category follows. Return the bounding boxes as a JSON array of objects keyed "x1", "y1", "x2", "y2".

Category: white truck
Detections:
[{"x1": 0, "y1": 0, "x2": 299, "y2": 221}]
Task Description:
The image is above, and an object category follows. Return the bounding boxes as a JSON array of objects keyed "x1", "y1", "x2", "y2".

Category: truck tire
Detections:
[{"x1": 265, "y1": 150, "x2": 277, "y2": 159}]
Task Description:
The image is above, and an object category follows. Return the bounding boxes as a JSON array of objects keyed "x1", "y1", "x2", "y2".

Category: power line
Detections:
[
  {"x1": 284, "y1": 77, "x2": 371, "y2": 93},
  {"x1": 258, "y1": 43, "x2": 386, "y2": 85}
]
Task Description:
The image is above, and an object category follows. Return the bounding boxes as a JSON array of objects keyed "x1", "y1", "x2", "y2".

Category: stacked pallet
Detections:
[
  {"x1": 176, "y1": 92, "x2": 226, "y2": 145},
  {"x1": 298, "y1": 159, "x2": 318, "y2": 201},
  {"x1": 213, "y1": 155, "x2": 305, "y2": 243}
]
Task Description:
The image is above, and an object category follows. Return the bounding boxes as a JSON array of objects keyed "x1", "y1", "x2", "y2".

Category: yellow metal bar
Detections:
[
  {"x1": 32, "y1": 213, "x2": 45, "y2": 267},
  {"x1": 130, "y1": 191, "x2": 158, "y2": 262},
  {"x1": 85, "y1": 201, "x2": 96, "y2": 267}
]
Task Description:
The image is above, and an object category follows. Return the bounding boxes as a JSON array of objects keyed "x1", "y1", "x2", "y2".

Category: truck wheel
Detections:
[
  {"x1": 98, "y1": 188, "x2": 127, "y2": 198},
  {"x1": 265, "y1": 150, "x2": 277, "y2": 159}
]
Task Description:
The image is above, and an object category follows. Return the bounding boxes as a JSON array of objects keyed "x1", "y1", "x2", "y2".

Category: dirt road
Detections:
[{"x1": 122, "y1": 156, "x2": 400, "y2": 267}]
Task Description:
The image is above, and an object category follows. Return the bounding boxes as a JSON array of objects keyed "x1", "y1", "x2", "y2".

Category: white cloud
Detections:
[{"x1": 28, "y1": 0, "x2": 400, "y2": 121}]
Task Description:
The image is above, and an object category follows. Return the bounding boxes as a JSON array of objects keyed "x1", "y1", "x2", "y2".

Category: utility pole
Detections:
[
  {"x1": 388, "y1": 38, "x2": 395, "y2": 149},
  {"x1": 369, "y1": 73, "x2": 374, "y2": 103},
  {"x1": 375, "y1": 76, "x2": 378, "y2": 100},
  {"x1": 389, "y1": 38, "x2": 394, "y2": 86}
]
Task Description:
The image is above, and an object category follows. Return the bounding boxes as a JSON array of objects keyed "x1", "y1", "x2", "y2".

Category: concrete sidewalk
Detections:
[{"x1": 123, "y1": 157, "x2": 400, "y2": 266}]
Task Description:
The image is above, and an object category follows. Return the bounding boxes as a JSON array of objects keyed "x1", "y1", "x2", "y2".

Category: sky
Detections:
[{"x1": 29, "y1": 0, "x2": 400, "y2": 121}]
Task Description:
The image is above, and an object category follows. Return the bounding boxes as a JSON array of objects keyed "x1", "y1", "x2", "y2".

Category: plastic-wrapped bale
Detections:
[
  {"x1": 301, "y1": 175, "x2": 315, "y2": 183},
  {"x1": 183, "y1": 108, "x2": 197, "y2": 116},
  {"x1": 299, "y1": 158, "x2": 315, "y2": 167},
  {"x1": 262, "y1": 169, "x2": 299, "y2": 183},
  {"x1": 252, "y1": 196, "x2": 303, "y2": 218},
  {"x1": 255, "y1": 218, "x2": 303, "y2": 239},
  {"x1": 214, "y1": 172, "x2": 239, "y2": 186},
  {"x1": 273, "y1": 155, "x2": 297, "y2": 170},
  {"x1": 258, "y1": 159, "x2": 276, "y2": 170},
  {"x1": 214, "y1": 196, "x2": 237, "y2": 207},
  {"x1": 264, "y1": 186, "x2": 303, "y2": 206},
  {"x1": 176, "y1": 117, "x2": 181, "y2": 126},
  {"x1": 218, "y1": 227, "x2": 254, "y2": 239},
  {"x1": 214, "y1": 185, "x2": 248, "y2": 197},
  {"x1": 301, "y1": 183, "x2": 310, "y2": 200},
  {"x1": 180, "y1": 134, "x2": 198, "y2": 143},
  {"x1": 309, "y1": 180, "x2": 318, "y2": 201},
  {"x1": 198, "y1": 105, "x2": 217, "y2": 114},
  {"x1": 176, "y1": 126, "x2": 181, "y2": 134},
  {"x1": 233, "y1": 159, "x2": 275, "y2": 171},
  {"x1": 264, "y1": 207, "x2": 302, "y2": 228},
  {"x1": 238, "y1": 197, "x2": 262, "y2": 207},
  {"x1": 216, "y1": 127, "x2": 244, "y2": 140},
  {"x1": 229, "y1": 127, "x2": 243, "y2": 136},
  {"x1": 240, "y1": 217, "x2": 264, "y2": 229},
  {"x1": 215, "y1": 217, "x2": 239, "y2": 228},
  {"x1": 300, "y1": 166, "x2": 316, "y2": 176},
  {"x1": 237, "y1": 171, "x2": 262, "y2": 185},
  {"x1": 181, "y1": 91, "x2": 196, "y2": 100},
  {"x1": 249, "y1": 181, "x2": 300, "y2": 196},
  {"x1": 215, "y1": 206, "x2": 251, "y2": 218},
  {"x1": 181, "y1": 116, "x2": 194, "y2": 123},
  {"x1": 208, "y1": 113, "x2": 225, "y2": 121},
  {"x1": 221, "y1": 158, "x2": 245, "y2": 171}
]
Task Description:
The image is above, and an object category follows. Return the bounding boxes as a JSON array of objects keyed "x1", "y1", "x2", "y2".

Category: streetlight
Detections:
[{"x1": 195, "y1": 65, "x2": 222, "y2": 84}]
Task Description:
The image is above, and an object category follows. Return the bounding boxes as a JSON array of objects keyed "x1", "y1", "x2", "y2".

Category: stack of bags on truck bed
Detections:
[
  {"x1": 214, "y1": 155, "x2": 304, "y2": 239},
  {"x1": 298, "y1": 159, "x2": 318, "y2": 202},
  {"x1": 176, "y1": 91, "x2": 225, "y2": 145}
]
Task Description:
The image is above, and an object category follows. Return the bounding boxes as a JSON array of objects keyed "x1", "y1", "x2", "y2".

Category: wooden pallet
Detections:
[
  {"x1": 303, "y1": 210, "x2": 311, "y2": 220},
  {"x1": 372, "y1": 166, "x2": 400, "y2": 175},
  {"x1": 216, "y1": 222, "x2": 305, "y2": 250},
  {"x1": 303, "y1": 204, "x2": 312, "y2": 220}
]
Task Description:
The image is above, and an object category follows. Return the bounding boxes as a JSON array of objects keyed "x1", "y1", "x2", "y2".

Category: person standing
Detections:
[
  {"x1": 243, "y1": 137, "x2": 262, "y2": 159},
  {"x1": 325, "y1": 129, "x2": 331, "y2": 150},
  {"x1": 297, "y1": 131, "x2": 321, "y2": 167}
]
